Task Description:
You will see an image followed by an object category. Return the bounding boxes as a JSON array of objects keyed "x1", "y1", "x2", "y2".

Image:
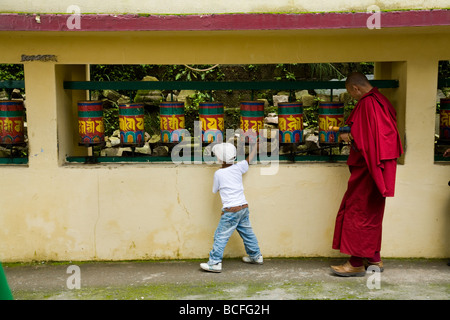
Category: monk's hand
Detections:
[
  {"x1": 340, "y1": 133, "x2": 353, "y2": 143},
  {"x1": 444, "y1": 148, "x2": 450, "y2": 157}
]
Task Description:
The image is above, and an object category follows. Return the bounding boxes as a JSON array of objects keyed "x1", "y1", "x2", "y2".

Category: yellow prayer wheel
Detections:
[
  {"x1": 77, "y1": 100, "x2": 105, "y2": 146},
  {"x1": 119, "y1": 103, "x2": 145, "y2": 147},
  {"x1": 0, "y1": 100, "x2": 25, "y2": 146},
  {"x1": 318, "y1": 101, "x2": 345, "y2": 144},
  {"x1": 199, "y1": 102, "x2": 224, "y2": 143},
  {"x1": 278, "y1": 102, "x2": 303, "y2": 143},
  {"x1": 240, "y1": 101, "x2": 264, "y2": 140},
  {"x1": 159, "y1": 102, "x2": 186, "y2": 143}
]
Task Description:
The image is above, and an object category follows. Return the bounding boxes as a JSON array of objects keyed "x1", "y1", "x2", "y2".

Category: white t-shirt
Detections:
[{"x1": 212, "y1": 160, "x2": 249, "y2": 208}]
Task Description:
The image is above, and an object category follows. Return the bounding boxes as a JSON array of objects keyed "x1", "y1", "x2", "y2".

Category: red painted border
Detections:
[{"x1": 0, "y1": 10, "x2": 448, "y2": 32}]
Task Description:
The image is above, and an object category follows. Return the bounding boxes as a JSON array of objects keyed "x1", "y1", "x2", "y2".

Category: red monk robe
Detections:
[{"x1": 332, "y1": 87, "x2": 403, "y2": 259}]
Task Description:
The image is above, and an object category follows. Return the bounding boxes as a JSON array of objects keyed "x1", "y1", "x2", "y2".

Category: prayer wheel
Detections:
[
  {"x1": 240, "y1": 101, "x2": 264, "y2": 139},
  {"x1": 199, "y1": 102, "x2": 224, "y2": 143},
  {"x1": 0, "y1": 100, "x2": 25, "y2": 146},
  {"x1": 159, "y1": 102, "x2": 186, "y2": 143},
  {"x1": 318, "y1": 101, "x2": 345, "y2": 144},
  {"x1": 77, "y1": 100, "x2": 105, "y2": 146},
  {"x1": 439, "y1": 98, "x2": 450, "y2": 141},
  {"x1": 119, "y1": 103, "x2": 145, "y2": 147},
  {"x1": 278, "y1": 102, "x2": 303, "y2": 143}
]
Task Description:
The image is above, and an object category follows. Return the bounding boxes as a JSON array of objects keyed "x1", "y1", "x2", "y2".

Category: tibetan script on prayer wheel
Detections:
[
  {"x1": 160, "y1": 102, "x2": 186, "y2": 143},
  {"x1": 278, "y1": 102, "x2": 303, "y2": 143},
  {"x1": 319, "y1": 101, "x2": 344, "y2": 144},
  {"x1": 119, "y1": 103, "x2": 145, "y2": 147},
  {"x1": 77, "y1": 100, "x2": 105, "y2": 146},
  {"x1": 240, "y1": 101, "x2": 264, "y2": 141},
  {"x1": 199, "y1": 102, "x2": 224, "y2": 143},
  {"x1": 0, "y1": 100, "x2": 25, "y2": 145}
]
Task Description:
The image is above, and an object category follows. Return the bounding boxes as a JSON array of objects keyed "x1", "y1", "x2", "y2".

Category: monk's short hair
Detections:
[{"x1": 345, "y1": 72, "x2": 371, "y2": 87}]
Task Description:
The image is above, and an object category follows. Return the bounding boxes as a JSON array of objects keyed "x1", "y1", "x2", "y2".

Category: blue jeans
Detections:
[{"x1": 208, "y1": 207, "x2": 261, "y2": 265}]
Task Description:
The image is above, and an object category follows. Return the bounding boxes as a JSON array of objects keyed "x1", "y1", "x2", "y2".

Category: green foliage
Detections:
[
  {"x1": 184, "y1": 91, "x2": 212, "y2": 134},
  {"x1": 265, "y1": 105, "x2": 277, "y2": 116},
  {"x1": 102, "y1": 104, "x2": 119, "y2": 137},
  {"x1": 144, "y1": 111, "x2": 160, "y2": 136},
  {"x1": 438, "y1": 60, "x2": 450, "y2": 79},
  {"x1": 0, "y1": 64, "x2": 24, "y2": 81},
  {"x1": 274, "y1": 64, "x2": 297, "y2": 81},
  {"x1": 174, "y1": 65, "x2": 225, "y2": 81},
  {"x1": 224, "y1": 107, "x2": 240, "y2": 130},
  {"x1": 302, "y1": 104, "x2": 318, "y2": 129},
  {"x1": 0, "y1": 64, "x2": 25, "y2": 98},
  {"x1": 90, "y1": 64, "x2": 154, "y2": 82},
  {"x1": 308, "y1": 63, "x2": 346, "y2": 80}
]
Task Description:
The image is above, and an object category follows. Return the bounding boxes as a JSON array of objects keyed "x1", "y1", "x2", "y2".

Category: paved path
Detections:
[{"x1": 3, "y1": 258, "x2": 449, "y2": 300}]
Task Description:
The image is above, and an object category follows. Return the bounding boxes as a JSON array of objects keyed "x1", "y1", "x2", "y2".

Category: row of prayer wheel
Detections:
[
  {"x1": 75, "y1": 98, "x2": 450, "y2": 147},
  {"x1": 2, "y1": 98, "x2": 449, "y2": 149},
  {"x1": 76, "y1": 100, "x2": 343, "y2": 146},
  {"x1": 78, "y1": 100, "x2": 145, "y2": 147}
]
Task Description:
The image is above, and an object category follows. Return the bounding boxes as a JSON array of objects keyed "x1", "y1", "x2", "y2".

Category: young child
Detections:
[{"x1": 200, "y1": 142, "x2": 263, "y2": 273}]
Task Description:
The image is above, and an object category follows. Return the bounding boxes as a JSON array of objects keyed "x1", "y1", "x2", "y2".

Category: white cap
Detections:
[{"x1": 212, "y1": 143, "x2": 236, "y2": 163}]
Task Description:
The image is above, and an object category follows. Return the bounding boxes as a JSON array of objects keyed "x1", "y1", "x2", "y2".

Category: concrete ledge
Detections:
[{"x1": 0, "y1": 10, "x2": 449, "y2": 32}]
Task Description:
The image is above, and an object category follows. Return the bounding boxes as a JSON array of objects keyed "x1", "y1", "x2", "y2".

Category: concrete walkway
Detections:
[{"x1": 3, "y1": 258, "x2": 449, "y2": 300}]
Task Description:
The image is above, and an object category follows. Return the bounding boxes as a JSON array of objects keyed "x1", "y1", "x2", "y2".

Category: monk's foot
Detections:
[
  {"x1": 330, "y1": 261, "x2": 366, "y2": 277},
  {"x1": 364, "y1": 259, "x2": 384, "y2": 272}
]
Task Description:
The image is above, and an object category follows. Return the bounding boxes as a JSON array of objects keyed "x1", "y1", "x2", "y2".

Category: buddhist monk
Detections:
[{"x1": 331, "y1": 72, "x2": 403, "y2": 277}]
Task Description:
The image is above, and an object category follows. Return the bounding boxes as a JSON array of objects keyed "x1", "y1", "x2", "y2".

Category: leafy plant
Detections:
[
  {"x1": 184, "y1": 91, "x2": 214, "y2": 135},
  {"x1": 308, "y1": 63, "x2": 345, "y2": 80},
  {"x1": 438, "y1": 60, "x2": 450, "y2": 79},
  {"x1": 175, "y1": 65, "x2": 224, "y2": 81},
  {"x1": 144, "y1": 111, "x2": 160, "y2": 136},
  {"x1": 224, "y1": 107, "x2": 240, "y2": 130},
  {"x1": 274, "y1": 64, "x2": 297, "y2": 81},
  {"x1": 0, "y1": 64, "x2": 24, "y2": 81},
  {"x1": 102, "y1": 103, "x2": 119, "y2": 137}
]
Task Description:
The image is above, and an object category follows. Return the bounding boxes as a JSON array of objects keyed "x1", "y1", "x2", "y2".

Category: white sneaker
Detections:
[
  {"x1": 242, "y1": 255, "x2": 263, "y2": 265},
  {"x1": 200, "y1": 262, "x2": 222, "y2": 273}
]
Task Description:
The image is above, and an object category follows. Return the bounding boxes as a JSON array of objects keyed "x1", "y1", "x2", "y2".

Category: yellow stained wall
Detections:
[{"x1": 0, "y1": 27, "x2": 449, "y2": 262}]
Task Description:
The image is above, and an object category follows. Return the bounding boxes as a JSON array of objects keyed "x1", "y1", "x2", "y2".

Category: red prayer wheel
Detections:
[
  {"x1": 318, "y1": 101, "x2": 345, "y2": 144},
  {"x1": 77, "y1": 100, "x2": 105, "y2": 146},
  {"x1": 119, "y1": 103, "x2": 145, "y2": 147},
  {"x1": 0, "y1": 100, "x2": 25, "y2": 146},
  {"x1": 199, "y1": 102, "x2": 224, "y2": 143},
  {"x1": 278, "y1": 102, "x2": 303, "y2": 143},
  {"x1": 159, "y1": 102, "x2": 186, "y2": 143},
  {"x1": 439, "y1": 98, "x2": 450, "y2": 141},
  {"x1": 240, "y1": 101, "x2": 264, "y2": 140}
]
